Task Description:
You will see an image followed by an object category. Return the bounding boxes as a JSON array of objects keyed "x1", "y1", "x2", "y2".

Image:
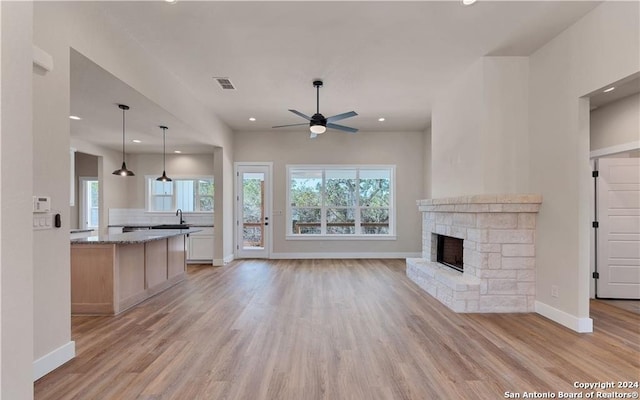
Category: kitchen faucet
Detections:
[{"x1": 176, "y1": 209, "x2": 185, "y2": 224}]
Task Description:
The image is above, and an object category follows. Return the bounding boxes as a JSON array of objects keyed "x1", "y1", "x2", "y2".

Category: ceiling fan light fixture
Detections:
[
  {"x1": 272, "y1": 79, "x2": 358, "y2": 135},
  {"x1": 310, "y1": 124, "x2": 326, "y2": 134},
  {"x1": 112, "y1": 104, "x2": 135, "y2": 177}
]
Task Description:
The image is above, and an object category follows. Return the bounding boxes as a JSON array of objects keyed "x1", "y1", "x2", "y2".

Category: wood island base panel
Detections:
[{"x1": 71, "y1": 230, "x2": 191, "y2": 315}]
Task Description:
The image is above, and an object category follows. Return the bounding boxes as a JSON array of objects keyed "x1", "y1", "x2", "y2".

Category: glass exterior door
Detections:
[{"x1": 236, "y1": 164, "x2": 271, "y2": 258}]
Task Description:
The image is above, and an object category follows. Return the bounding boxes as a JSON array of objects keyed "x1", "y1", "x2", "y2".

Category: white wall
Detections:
[
  {"x1": 31, "y1": 1, "x2": 234, "y2": 379},
  {"x1": 234, "y1": 130, "x2": 424, "y2": 257},
  {"x1": 432, "y1": 59, "x2": 484, "y2": 197},
  {"x1": 1, "y1": 2, "x2": 34, "y2": 398},
  {"x1": 529, "y1": 1, "x2": 640, "y2": 330},
  {"x1": 213, "y1": 147, "x2": 226, "y2": 264},
  {"x1": 591, "y1": 93, "x2": 640, "y2": 152},
  {"x1": 431, "y1": 57, "x2": 529, "y2": 197},
  {"x1": 482, "y1": 57, "x2": 530, "y2": 193},
  {"x1": 423, "y1": 126, "x2": 432, "y2": 198}
]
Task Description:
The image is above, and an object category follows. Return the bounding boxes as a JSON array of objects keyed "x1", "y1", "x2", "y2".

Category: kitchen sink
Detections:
[{"x1": 150, "y1": 224, "x2": 190, "y2": 230}]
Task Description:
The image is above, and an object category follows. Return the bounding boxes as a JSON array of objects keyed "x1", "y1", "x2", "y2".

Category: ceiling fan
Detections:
[{"x1": 273, "y1": 80, "x2": 358, "y2": 138}]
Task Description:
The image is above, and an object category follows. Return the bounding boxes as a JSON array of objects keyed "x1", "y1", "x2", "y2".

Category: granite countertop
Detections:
[{"x1": 71, "y1": 228, "x2": 201, "y2": 245}]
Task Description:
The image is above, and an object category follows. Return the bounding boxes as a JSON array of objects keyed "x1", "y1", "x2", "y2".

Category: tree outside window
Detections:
[
  {"x1": 148, "y1": 177, "x2": 214, "y2": 212},
  {"x1": 288, "y1": 166, "x2": 393, "y2": 236}
]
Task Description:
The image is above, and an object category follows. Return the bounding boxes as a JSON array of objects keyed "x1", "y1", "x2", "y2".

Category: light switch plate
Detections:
[{"x1": 33, "y1": 213, "x2": 53, "y2": 230}]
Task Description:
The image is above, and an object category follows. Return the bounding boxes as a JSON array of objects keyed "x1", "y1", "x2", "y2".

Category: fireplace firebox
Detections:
[{"x1": 436, "y1": 235, "x2": 463, "y2": 272}]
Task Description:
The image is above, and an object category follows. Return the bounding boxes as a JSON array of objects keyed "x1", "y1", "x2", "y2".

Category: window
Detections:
[
  {"x1": 147, "y1": 177, "x2": 214, "y2": 212},
  {"x1": 80, "y1": 178, "x2": 99, "y2": 229},
  {"x1": 287, "y1": 165, "x2": 394, "y2": 238}
]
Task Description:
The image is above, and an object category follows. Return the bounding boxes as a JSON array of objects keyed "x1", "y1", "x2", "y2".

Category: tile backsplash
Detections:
[{"x1": 109, "y1": 209, "x2": 214, "y2": 226}]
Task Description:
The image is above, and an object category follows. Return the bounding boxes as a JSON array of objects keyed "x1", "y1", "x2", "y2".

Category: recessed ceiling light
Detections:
[
  {"x1": 378, "y1": 117, "x2": 386, "y2": 122},
  {"x1": 249, "y1": 117, "x2": 256, "y2": 122},
  {"x1": 132, "y1": 139, "x2": 142, "y2": 143},
  {"x1": 174, "y1": 150, "x2": 182, "y2": 154},
  {"x1": 603, "y1": 87, "x2": 615, "y2": 93},
  {"x1": 165, "y1": 0, "x2": 177, "y2": 4},
  {"x1": 69, "y1": 115, "x2": 81, "y2": 120},
  {"x1": 462, "y1": 0, "x2": 477, "y2": 5}
]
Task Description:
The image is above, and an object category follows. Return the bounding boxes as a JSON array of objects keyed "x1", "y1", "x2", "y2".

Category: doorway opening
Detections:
[
  {"x1": 589, "y1": 75, "x2": 640, "y2": 302},
  {"x1": 73, "y1": 151, "x2": 100, "y2": 230}
]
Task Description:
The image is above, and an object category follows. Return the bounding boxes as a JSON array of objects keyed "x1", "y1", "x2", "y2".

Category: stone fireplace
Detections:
[{"x1": 407, "y1": 194, "x2": 542, "y2": 313}]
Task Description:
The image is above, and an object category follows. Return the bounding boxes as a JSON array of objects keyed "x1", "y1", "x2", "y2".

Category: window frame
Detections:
[
  {"x1": 79, "y1": 176, "x2": 99, "y2": 229},
  {"x1": 286, "y1": 165, "x2": 396, "y2": 240},
  {"x1": 145, "y1": 175, "x2": 214, "y2": 213}
]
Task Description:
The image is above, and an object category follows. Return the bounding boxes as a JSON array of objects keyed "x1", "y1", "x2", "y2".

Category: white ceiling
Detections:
[
  {"x1": 70, "y1": 49, "x2": 215, "y2": 154},
  {"x1": 71, "y1": 1, "x2": 602, "y2": 153}
]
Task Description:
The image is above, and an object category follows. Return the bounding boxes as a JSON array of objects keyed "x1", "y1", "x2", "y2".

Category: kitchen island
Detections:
[{"x1": 71, "y1": 229, "x2": 196, "y2": 315}]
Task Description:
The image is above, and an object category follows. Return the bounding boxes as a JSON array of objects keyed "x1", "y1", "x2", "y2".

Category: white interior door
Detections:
[
  {"x1": 235, "y1": 164, "x2": 272, "y2": 258},
  {"x1": 597, "y1": 157, "x2": 640, "y2": 299}
]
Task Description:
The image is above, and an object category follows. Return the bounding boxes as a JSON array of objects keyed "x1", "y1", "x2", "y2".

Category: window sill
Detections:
[{"x1": 286, "y1": 235, "x2": 397, "y2": 241}]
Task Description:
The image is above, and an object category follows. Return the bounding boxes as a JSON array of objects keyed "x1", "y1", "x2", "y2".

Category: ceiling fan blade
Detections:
[
  {"x1": 272, "y1": 123, "x2": 309, "y2": 129},
  {"x1": 309, "y1": 132, "x2": 318, "y2": 139},
  {"x1": 327, "y1": 122, "x2": 358, "y2": 133},
  {"x1": 326, "y1": 111, "x2": 358, "y2": 123},
  {"x1": 288, "y1": 109, "x2": 312, "y2": 121}
]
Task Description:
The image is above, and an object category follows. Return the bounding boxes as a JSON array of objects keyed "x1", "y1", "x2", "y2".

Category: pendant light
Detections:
[
  {"x1": 112, "y1": 104, "x2": 135, "y2": 176},
  {"x1": 156, "y1": 126, "x2": 172, "y2": 182}
]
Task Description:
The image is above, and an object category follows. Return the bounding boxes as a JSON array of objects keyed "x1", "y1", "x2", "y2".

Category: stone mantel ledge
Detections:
[{"x1": 417, "y1": 194, "x2": 542, "y2": 213}]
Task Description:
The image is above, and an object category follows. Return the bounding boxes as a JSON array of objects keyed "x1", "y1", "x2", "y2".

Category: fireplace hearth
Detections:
[{"x1": 407, "y1": 194, "x2": 542, "y2": 313}]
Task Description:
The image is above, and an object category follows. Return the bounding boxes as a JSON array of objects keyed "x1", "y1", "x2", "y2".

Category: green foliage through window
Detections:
[
  {"x1": 288, "y1": 166, "x2": 393, "y2": 236},
  {"x1": 148, "y1": 177, "x2": 214, "y2": 212}
]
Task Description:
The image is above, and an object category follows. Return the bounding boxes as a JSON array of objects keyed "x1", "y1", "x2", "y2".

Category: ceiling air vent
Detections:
[{"x1": 214, "y1": 77, "x2": 236, "y2": 90}]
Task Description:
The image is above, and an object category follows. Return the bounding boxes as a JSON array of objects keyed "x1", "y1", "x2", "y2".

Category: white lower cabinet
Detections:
[{"x1": 187, "y1": 228, "x2": 214, "y2": 263}]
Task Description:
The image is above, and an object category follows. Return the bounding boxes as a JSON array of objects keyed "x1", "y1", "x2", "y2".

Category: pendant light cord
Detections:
[
  {"x1": 122, "y1": 107, "x2": 126, "y2": 161},
  {"x1": 162, "y1": 127, "x2": 166, "y2": 169}
]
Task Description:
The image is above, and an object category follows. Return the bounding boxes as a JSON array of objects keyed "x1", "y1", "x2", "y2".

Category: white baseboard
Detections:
[
  {"x1": 270, "y1": 252, "x2": 421, "y2": 259},
  {"x1": 212, "y1": 255, "x2": 235, "y2": 266},
  {"x1": 535, "y1": 301, "x2": 593, "y2": 333},
  {"x1": 187, "y1": 260, "x2": 213, "y2": 265},
  {"x1": 33, "y1": 341, "x2": 75, "y2": 381}
]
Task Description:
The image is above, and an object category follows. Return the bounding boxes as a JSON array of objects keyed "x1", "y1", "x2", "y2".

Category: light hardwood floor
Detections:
[{"x1": 35, "y1": 259, "x2": 640, "y2": 400}]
